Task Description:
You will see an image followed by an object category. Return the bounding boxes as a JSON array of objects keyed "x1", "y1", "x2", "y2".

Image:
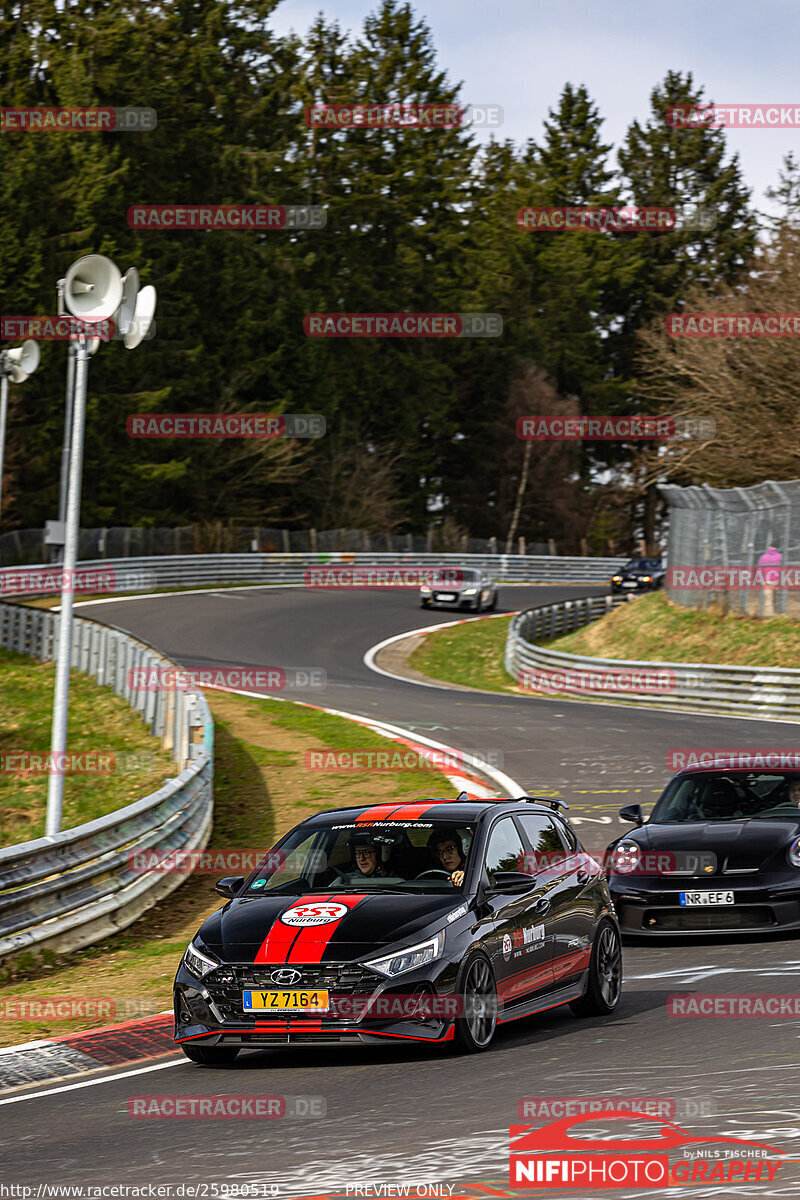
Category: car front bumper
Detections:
[
  {"x1": 610, "y1": 876, "x2": 800, "y2": 934},
  {"x1": 174, "y1": 958, "x2": 460, "y2": 1046}
]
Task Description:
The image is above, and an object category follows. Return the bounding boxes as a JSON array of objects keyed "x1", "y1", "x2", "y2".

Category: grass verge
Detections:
[
  {"x1": 0, "y1": 689, "x2": 459, "y2": 1046},
  {"x1": 408, "y1": 616, "x2": 515, "y2": 692},
  {"x1": 555, "y1": 592, "x2": 800, "y2": 667},
  {"x1": 0, "y1": 648, "x2": 174, "y2": 844}
]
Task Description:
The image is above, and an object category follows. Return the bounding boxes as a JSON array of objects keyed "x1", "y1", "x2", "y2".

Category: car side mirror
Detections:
[
  {"x1": 485, "y1": 870, "x2": 538, "y2": 896},
  {"x1": 215, "y1": 875, "x2": 245, "y2": 898},
  {"x1": 619, "y1": 804, "x2": 644, "y2": 827}
]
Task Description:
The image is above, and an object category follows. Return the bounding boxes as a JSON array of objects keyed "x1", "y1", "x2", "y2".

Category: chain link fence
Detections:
[
  {"x1": 0, "y1": 526, "x2": 564, "y2": 567},
  {"x1": 660, "y1": 480, "x2": 800, "y2": 618}
]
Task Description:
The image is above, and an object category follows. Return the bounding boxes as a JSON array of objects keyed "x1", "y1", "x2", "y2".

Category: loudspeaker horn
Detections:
[
  {"x1": 124, "y1": 284, "x2": 157, "y2": 349},
  {"x1": 63, "y1": 254, "x2": 123, "y2": 323},
  {"x1": 115, "y1": 267, "x2": 140, "y2": 336},
  {"x1": 5, "y1": 338, "x2": 40, "y2": 382}
]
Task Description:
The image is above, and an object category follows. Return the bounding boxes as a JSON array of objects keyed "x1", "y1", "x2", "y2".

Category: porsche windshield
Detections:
[
  {"x1": 245, "y1": 821, "x2": 477, "y2": 894},
  {"x1": 651, "y1": 772, "x2": 800, "y2": 822}
]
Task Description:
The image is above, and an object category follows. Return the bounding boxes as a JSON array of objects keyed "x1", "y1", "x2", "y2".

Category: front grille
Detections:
[
  {"x1": 643, "y1": 906, "x2": 775, "y2": 931},
  {"x1": 204, "y1": 963, "x2": 378, "y2": 1023}
]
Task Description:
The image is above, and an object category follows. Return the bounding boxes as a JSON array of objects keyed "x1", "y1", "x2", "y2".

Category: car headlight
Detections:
[
  {"x1": 788, "y1": 838, "x2": 800, "y2": 868},
  {"x1": 183, "y1": 940, "x2": 219, "y2": 979},
  {"x1": 612, "y1": 576, "x2": 622, "y2": 583},
  {"x1": 462, "y1": 587, "x2": 477, "y2": 595},
  {"x1": 641, "y1": 576, "x2": 652, "y2": 583},
  {"x1": 420, "y1": 585, "x2": 431, "y2": 594},
  {"x1": 363, "y1": 932, "x2": 444, "y2": 977},
  {"x1": 611, "y1": 842, "x2": 641, "y2": 875}
]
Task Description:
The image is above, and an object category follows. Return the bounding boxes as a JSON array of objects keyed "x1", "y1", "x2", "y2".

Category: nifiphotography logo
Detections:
[{"x1": 509, "y1": 1110, "x2": 786, "y2": 1188}]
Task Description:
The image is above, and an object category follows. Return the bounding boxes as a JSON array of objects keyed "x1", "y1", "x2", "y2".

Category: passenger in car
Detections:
[{"x1": 427, "y1": 828, "x2": 467, "y2": 886}]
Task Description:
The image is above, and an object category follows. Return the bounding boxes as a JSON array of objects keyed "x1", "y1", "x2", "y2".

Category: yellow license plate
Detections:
[{"x1": 242, "y1": 989, "x2": 330, "y2": 1012}]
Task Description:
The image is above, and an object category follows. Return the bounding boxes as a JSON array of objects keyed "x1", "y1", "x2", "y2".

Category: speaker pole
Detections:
[
  {"x1": 0, "y1": 360, "x2": 8, "y2": 531},
  {"x1": 46, "y1": 337, "x2": 89, "y2": 836},
  {"x1": 54, "y1": 344, "x2": 76, "y2": 563}
]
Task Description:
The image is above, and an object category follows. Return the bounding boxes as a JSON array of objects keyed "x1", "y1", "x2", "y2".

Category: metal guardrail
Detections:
[
  {"x1": 505, "y1": 596, "x2": 800, "y2": 721},
  {"x1": 0, "y1": 551, "x2": 626, "y2": 598},
  {"x1": 0, "y1": 601, "x2": 214, "y2": 962}
]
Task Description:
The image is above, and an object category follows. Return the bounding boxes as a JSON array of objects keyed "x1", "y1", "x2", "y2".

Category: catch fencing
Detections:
[
  {"x1": 0, "y1": 525, "x2": 600, "y2": 567},
  {"x1": 0, "y1": 602, "x2": 214, "y2": 963},
  {"x1": 660, "y1": 479, "x2": 800, "y2": 617}
]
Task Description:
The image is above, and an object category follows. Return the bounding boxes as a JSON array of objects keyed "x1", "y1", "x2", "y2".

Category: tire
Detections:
[
  {"x1": 180, "y1": 1043, "x2": 240, "y2": 1066},
  {"x1": 453, "y1": 952, "x2": 498, "y2": 1052},
  {"x1": 487, "y1": 593, "x2": 497, "y2": 611},
  {"x1": 421, "y1": 600, "x2": 431, "y2": 609},
  {"x1": 569, "y1": 920, "x2": 622, "y2": 1017}
]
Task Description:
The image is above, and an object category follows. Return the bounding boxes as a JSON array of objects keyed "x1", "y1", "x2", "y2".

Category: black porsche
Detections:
[
  {"x1": 605, "y1": 767, "x2": 800, "y2": 935},
  {"x1": 174, "y1": 794, "x2": 621, "y2": 1063}
]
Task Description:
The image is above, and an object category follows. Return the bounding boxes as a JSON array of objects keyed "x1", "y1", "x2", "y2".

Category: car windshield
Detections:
[
  {"x1": 245, "y1": 820, "x2": 477, "y2": 894},
  {"x1": 650, "y1": 772, "x2": 800, "y2": 822},
  {"x1": 430, "y1": 569, "x2": 476, "y2": 586},
  {"x1": 623, "y1": 558, "x2": 662, "y2": 571}
]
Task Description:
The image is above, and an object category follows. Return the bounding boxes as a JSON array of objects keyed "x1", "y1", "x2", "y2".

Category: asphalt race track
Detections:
[{"x1": 3, "y1": 584, "x2": 800, "y2": 1197}]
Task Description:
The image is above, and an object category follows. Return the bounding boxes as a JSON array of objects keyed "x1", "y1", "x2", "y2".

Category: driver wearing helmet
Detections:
[
  {"x1": 337, "y1": 831, "x2": 404, "y2": 885},
  {"x1": 427, "y1": 829, "x2": 467, "y2": 887}
]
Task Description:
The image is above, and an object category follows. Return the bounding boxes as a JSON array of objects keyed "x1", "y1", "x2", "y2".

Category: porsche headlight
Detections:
[
  {"x1": 612, "y1": 576, "x2": 622, "y2": 583},
  {"x1": 364, "y1": 932, "x2": 444, "y2": 977},
  {"x1": 420, "y1": 584, "x2": 431, "y2": 594},
  {"x1": 183, "y1": 940, "x2": 219, "y2": 979},
  {"x1": 787, "y1": 838, "x2": 800, "y2": 868},
  {"x1": 611, "y1": 842, "x2": 641, "y2": 875},
  {"x1": 462, "y1": 588, "x2": 477, "y2": 595},
  {"x1": 641, "y1": 576, "x2": 653, "y2": 583}
]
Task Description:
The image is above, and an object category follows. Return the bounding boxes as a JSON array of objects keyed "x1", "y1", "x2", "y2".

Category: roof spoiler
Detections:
[{"x1": 514, "y1": 795, "x2": 570, "y2": 812}]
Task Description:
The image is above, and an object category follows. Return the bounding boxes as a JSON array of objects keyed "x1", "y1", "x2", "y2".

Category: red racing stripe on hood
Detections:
[
  {"x1": 254, "y1": 894, "x2": 334, "y2": 964},
  {"x1": 286, "y1": 894, "x2": 368, "y2": 964},
  {"x1": 254, "y1": 894, "x2": 368, "y2": 964}
]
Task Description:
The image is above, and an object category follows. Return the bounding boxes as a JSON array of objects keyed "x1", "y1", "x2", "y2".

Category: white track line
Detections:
[
  {"x1": 363, "y1": 613, "x2": 511, "y2": 689},
  {"x1": 0, "y1": 1057, "x2": 185, "y2": 1105}
]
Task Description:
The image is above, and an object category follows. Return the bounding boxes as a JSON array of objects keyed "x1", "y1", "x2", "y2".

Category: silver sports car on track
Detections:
[{"x1": 420, "y1": 568, "x2": 497, "y2": 612}]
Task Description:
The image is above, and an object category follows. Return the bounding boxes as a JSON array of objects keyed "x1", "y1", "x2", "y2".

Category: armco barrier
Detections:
[
  {"x1": 0, "y1": 551, "x2": 625, "y2": 597},
  {"x1": 505, "y1": 597, "x2": 800, "y2": 720},
  {"x1": 0, "y1": 601, "x2": 214, "y2": 962}
]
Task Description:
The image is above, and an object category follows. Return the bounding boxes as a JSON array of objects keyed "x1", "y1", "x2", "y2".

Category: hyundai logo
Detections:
[{"x1": 270, "y1": 968, "x2": 303, "y2": 986}]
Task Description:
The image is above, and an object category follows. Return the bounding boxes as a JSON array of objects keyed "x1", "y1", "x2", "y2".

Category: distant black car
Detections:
[
  {"x1": 420, "y1": 567, "x2": 497, "y2": 612},
  {"x1": 605, "y1": 768, "x2": 800, "y2": 935},
  {"x1": 175, "y1": 794, "x2": 621, "y2": 1062},
  {"x1": 610, "y1": 557, "x2": 665, "y2": 594}
]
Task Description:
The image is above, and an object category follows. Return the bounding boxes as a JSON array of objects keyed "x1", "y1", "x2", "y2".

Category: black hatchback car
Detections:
[
  {"x1": 605, "y1": 768, "x2": 800, "y2": 935},
  {"x1": 175, "y1": 794, "x2": 621, "y2": 1062},
  {"x1": 610, "y1": 557, "x2": 665, "y2": 594}
]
